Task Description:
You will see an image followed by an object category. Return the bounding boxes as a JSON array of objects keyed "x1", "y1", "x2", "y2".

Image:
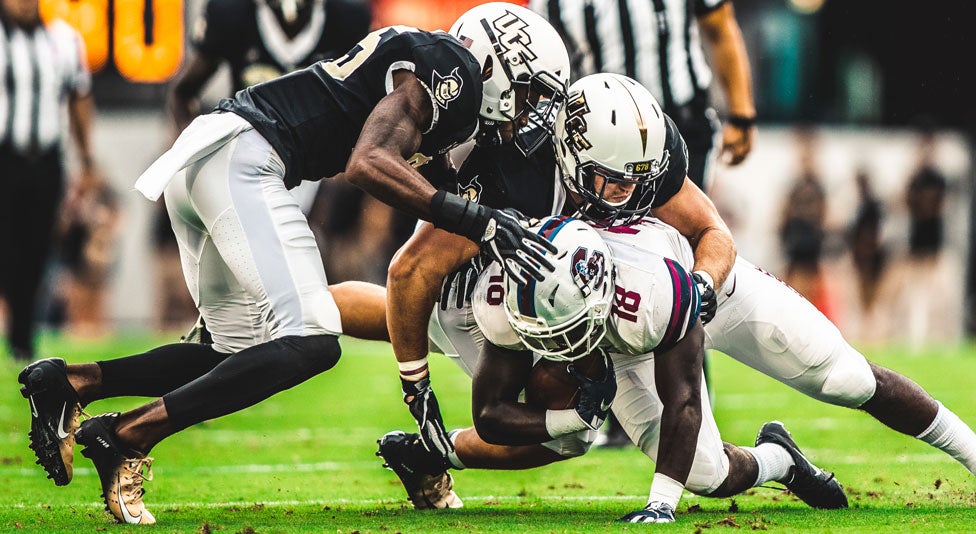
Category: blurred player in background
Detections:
[
  {"x1": 0, "y1": 0, "x2": 99, "y2": 362},
  {"x1": 18, "y1": 3, "x2": 566, "y2": 524}
]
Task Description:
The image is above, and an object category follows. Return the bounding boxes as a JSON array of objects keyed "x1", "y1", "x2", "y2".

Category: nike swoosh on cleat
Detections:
[
  {"x1": 116, "y1": 474, "x2": 142, "y2": 524},
  {"x1": 56, "y1": 403, "x2": 71, "y2": 439},
  {"x1": 29, "y1": 397, "x2": 39, "y2": 418},
  {"x1": 599, "y1": 400, "x2": 612, "y2": 412}
]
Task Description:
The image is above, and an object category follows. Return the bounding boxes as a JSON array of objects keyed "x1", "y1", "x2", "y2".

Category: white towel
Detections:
[{"x1": 134, "y1": 113, "x2": 253, "y2": 201}]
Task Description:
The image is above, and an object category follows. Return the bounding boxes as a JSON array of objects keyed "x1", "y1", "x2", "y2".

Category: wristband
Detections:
[
  {"x1": 648, "y1": 472, "x2": 685, "y2": 509},
  {"x1": 545, "y1": 409, "x2": 590, "y2": 438},
  {"x1": 727, "y1": 115, "x2": 756, "y2": 128},
  {"x1": 398, "y1": 358, "x2": 429, "y2": 382},
  {"x1": 430, "y1": 190, "x2": 491, "y2": 242},
  {"x1": 693, "y1": 270, "x2": 714, "y2": 290}
]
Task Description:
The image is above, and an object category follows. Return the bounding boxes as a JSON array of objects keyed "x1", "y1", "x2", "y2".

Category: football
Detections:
[{"x1": 524, "y1": 351, "x2": 607, "y2": 410}]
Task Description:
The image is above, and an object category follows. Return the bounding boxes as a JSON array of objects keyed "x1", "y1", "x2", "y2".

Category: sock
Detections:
[
  {"x1": 164, "y1": 334, "x2": 340, "y2": 431},
  {"x1": 447, "y1": 429, "x2": 466, "y2": 470},
  {"x1": 98, "y1": 343, "x2": 231, "y2": 398},
  {"x1": 743, "y1": 442, "x2": 794, "y2": 486},
  {"x1": 915, "y1": 402, "x2": 976, "y2": 475}
]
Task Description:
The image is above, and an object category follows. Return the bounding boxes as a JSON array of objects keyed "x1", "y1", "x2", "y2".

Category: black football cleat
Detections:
[
  {"x1": 76, "y1": 413, "x2": 156, "y2": 524},
  {"x1": 376, "y1": 430, "x2": 462, "y2": 509},
  {"x1": 756, "y1": 421, "x2": 848, "y2": 509},
  {"x1": 18, "y1": 358, "x2": 83, "y2": 486}
]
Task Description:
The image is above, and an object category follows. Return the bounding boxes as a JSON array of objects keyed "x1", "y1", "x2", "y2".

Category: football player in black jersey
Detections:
[{"x1": 17, "y1": 3, "x2": 570, "y2": 524}]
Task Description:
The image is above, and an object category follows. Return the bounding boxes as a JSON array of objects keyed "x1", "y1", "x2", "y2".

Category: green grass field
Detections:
[{"x1": 2, "y1": 334, "x2": 975, "y2": 533}]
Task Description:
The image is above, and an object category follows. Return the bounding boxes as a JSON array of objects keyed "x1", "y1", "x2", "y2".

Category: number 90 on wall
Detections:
[{"x1": 40, "y1": 0, "x2": 183, "y2": 83}]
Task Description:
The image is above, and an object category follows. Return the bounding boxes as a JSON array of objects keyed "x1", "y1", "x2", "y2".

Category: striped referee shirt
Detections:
[
  {"x1": 530, "y1": 0, "x2": 723, "y2": 111},
  {"x1": 0, "y1": 16, "x2": 90, "y2": 155}
]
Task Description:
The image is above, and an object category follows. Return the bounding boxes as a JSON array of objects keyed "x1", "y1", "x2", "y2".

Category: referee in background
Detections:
[
  {"x1": 1, "y1": 0, "x2": 97, "y2": 361},
  {"x1": 530, "y1": 0, "x2": 756, "y2": 190}
]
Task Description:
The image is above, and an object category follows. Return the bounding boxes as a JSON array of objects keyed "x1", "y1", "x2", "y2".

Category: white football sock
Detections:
[
  {"x1": 915, "y1": 402, "x2": 976, "y2": 476},
  {"x1": 743, "y1": 443, "x2": 794, "y2": 486}
]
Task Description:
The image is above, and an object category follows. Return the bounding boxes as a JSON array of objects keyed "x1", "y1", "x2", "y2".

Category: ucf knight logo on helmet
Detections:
[
  {"x1": 564, "y1": 91, "x2": 592, "y2": 152},
  {"x1": 492, "y1": 10, "x2": 536, "y2": 61}
]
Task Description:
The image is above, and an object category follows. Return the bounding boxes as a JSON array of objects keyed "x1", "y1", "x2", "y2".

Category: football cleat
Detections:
[
  {"x1": 376, "y1": 430, "x2": 462, "y2": 509},
  {"x1": 76, "y1": 413, "x2": 156, "y2": 524},
  {"x1": 18, "y1": 358, "x2": 84, "y2": 486},
  {"x1": 756, "y1": 421, "x2": 848, "y2": 509}
]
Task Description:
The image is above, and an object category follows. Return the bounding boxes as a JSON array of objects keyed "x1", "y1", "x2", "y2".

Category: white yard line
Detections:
[{"x1": 0, "y1": 494, "x2": 647, "y2": 510}]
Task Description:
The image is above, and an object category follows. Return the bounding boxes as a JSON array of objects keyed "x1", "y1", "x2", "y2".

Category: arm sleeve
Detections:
[
  {"x1": 608, "y1": 255, "x2": 699, "y2": 355},
  {"x1": 654, "y1": 258, "x2": 701, "y2": 352},
  {"x1": 472, "y1": 264, "x2": 525, "y2": 350}
]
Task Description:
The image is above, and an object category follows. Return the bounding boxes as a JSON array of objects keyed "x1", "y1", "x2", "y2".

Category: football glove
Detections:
[
  {"x1": 402, "y1": 377, "x2": 454, "y2": 460},
  {"x1": 439, "y1": 258, "x2": 482, "y2": 311},
  {"x1": 568, "y1": 349, "x2": 617, "y2": 431},
  {"x1": 692, "y1": 271, "x2": 717, "y2": 325},
  {"x1": 482, "y1": 208, "x2": 556, "y2": 287},
  {"x1": 618, "y1": 501, "x2": 676, "y2": 523}
]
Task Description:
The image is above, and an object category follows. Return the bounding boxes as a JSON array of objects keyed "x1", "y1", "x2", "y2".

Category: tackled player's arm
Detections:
[
  {"x1": 470, "y1": 342, "x2": 551, "y2": 446},
  {"x1": 652, "y1": 178, "x2": 736, "y2": 288},
  {"x1": 652, "y1": 321, "x2": 705, "y2": 486},
  {"x1": 345, "y1": 70, "x2": 439, "y2": 220}
]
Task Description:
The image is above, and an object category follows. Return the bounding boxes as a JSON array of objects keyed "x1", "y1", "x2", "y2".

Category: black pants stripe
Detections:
[{"x1": 0, "y1": 146, "x2": 63, "y2": 359}]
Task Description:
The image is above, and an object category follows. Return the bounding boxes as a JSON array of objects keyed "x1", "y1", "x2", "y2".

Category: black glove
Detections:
[
  {"x1": 567, "y1": 350, "x2": 617, "y2": 431},
  {"x1": 692, "y1": 272, "x2": 717, "y2": 325},
  {"x1": 439, "y1": 257, "x2": 482, "y2": 311},
  {"x1": 482, "y1": 208, "x2": 556, "y2": 286},
  {"x1": 402, "y1": 377, "x2": 454, "y2": 459},
  {"x1": 618, "y1": 501, "x2": 676, "y2": 523}
]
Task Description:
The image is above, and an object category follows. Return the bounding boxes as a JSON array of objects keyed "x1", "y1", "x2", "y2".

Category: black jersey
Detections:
[
  {"x1": 453, "y1": 113, "x2": 688, "y2": 217},
  {"x1": 219, "y1": 27, "x2": 483, "y2": 187},
  {"x1": 193, "y1": 0, "x2": 371, "y2": 93}
]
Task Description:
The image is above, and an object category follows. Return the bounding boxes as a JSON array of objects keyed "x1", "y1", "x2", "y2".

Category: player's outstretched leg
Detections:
[
  {"x1": 377, "y1": 431, "x2": 462, "y2": 509},
  {"x1": 75, "y1": 413, "x2": 156, "y2": 525},
  {"x1": 755, "y1": 421, "x2": 848, "y2": 509},
  {"x1": 18, "y1": 358, "x2": 84, "y2": 486}
]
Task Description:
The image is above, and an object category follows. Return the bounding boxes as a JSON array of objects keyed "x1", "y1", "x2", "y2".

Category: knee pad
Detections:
[
  {"x1": 542, "y1": 429, "x2": 599, "y2": 458},
  {"x1": 816, "y1": 345, "x2": 876, "y2": 408},
  {"x1": 681, "y1": 438, "x2": 731, "y2": 496}
]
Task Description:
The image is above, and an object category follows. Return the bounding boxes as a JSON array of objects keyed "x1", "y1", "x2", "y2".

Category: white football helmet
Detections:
[
  {"x1": 503, "y1": 216, "x2": 615, "y2": 361},
  {"x1": 554, "y1": 73, "x2": 670, "y2": 227},
  {"x1": 450, "y1": 2, "x2": 570, "y2": 155}
]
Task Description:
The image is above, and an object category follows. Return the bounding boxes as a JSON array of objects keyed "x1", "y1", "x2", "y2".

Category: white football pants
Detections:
[{"x1": 163, "y1": 126, "x2": 342, "y2": 354}]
